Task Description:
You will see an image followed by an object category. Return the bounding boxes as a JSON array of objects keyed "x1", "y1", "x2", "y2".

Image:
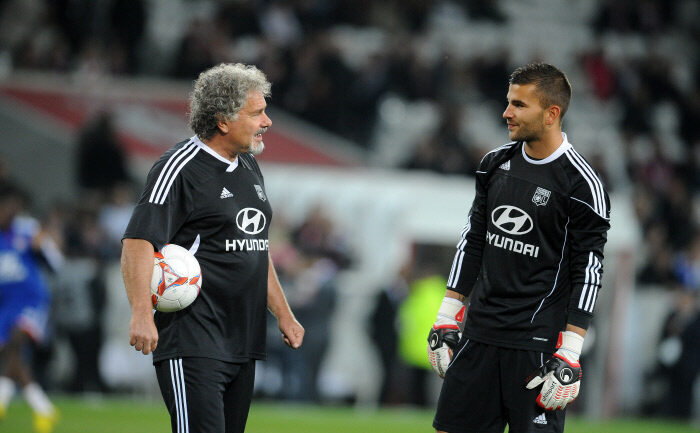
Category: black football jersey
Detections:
[
  {"x1": 124, "y1": 136, "x2": 272, "y2": 363},
  {"x1": 447, "y1": 134, "x2": 610, "y2": 353}
]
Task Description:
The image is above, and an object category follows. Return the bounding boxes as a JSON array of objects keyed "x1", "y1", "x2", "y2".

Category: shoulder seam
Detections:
[
  {"x1": 479, "y1": 142, "x2": 516, "y2": 166},
  {"x1": 570, "y1": 197, "x2": 611, "y2": 221},
  {"x1": 149, "y1": 140, "x2": 200, "y2": 205},
  {"x1": 484, "y1": 142, "x2": 516, "y2": 157},
  {"x1": 564, "y1": 149, "x2": 607, "y2": 219}
]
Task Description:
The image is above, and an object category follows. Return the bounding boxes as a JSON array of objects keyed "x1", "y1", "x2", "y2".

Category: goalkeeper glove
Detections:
[
  {"x1": 526, "y1": 330, "x2": 584, "y2": 410},
  {"x1": 427, "y1": 297, "x2": 465, "y2": 378}
]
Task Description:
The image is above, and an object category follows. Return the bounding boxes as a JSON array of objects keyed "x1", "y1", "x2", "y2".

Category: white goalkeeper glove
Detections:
[
  {"x1": 526, "y1": 331, "x2": 584, "y2": 410},
  {"x1": 427, "y1": 297, "x2": 465, "y2": 378}
]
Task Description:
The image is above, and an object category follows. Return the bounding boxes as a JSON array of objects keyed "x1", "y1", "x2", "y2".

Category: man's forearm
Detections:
[
  {"x1": 266, "y1": 253, "x2": 294, "y2": 319},
  {"x1": 122, "y1": 238, "x2": 156, "y2": 313}
]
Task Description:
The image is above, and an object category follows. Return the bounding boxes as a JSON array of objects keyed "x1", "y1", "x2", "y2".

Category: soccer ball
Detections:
[{"x1": 151, "y1": 244, "x2": 202, "y2": 312}]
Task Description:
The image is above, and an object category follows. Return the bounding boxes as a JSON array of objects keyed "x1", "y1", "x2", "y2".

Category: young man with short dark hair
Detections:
[{"x1": 428, "y1": 63, "x2": 610, "y2": 433}]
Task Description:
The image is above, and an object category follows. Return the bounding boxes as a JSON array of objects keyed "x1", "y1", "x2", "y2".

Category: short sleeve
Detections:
[{"x1": 123, "y1": 154, "x2": 194, "y2": 250}]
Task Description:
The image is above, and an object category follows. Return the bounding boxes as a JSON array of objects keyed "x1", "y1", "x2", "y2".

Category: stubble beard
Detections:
[{"x1": 510, "y1": 121, "x2": 543, "y2": 143}]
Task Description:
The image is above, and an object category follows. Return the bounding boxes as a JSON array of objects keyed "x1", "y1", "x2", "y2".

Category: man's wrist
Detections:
[
  {"x1": 275, "y1": 310, "x2": 296, "y2": 323},
  {"x1": 132, "y1": 304, "x2": 154, "y2": 316},
  {"x1": 557, "y1": 331, "x2": 584, "y2": 361},
  {"x1": 438, "y1": 297, "x2": 463, "y2": 320}
]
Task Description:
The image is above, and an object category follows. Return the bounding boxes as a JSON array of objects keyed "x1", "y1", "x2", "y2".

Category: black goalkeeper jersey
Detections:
[
  {"x1": 124, "y1": 135, "x2": 272, "y2": 363},
  {"x1": 447, "y1": 133, "x2": 610, "y2": 353}
]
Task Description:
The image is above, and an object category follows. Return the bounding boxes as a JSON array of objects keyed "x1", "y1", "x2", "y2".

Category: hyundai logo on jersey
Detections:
[
  {"x1": 491, "y1": 205, "x2": 533, "y2": 235},
  {"x1": 486, "y1": 231, "x2": 540, "y2": 258},
  {"x1": 225, "y1": 239, "x2": 269, "y2": 252},
  {"x1": 236, "y1": 208, "x2": 266, "y2": 235}
]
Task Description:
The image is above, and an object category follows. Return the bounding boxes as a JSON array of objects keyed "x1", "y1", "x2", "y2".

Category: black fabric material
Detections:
[
  {"x1": 434, "y1": 340, "x2": 566, "y2": 433},
  {"x1": 155, "y1": 357, "x2": 256, "y2": 433},
  {"x1": 447, "y1": 139, "x2": 610, "y2": 353},
  {"x1": 124, "y1": 138, "x2": 272, "y2": 363}
]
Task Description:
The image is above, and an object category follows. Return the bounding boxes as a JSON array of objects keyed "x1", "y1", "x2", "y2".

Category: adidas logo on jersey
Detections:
[
  {"x1": 533, "y1": 413, "x2": 547, "y2": 425},
  {"x1": 499, "y1": 160, "x2": 510, "y2": 171},
  {"x1": 220, "y1": 188, "x2": 233, "y2": 199}
]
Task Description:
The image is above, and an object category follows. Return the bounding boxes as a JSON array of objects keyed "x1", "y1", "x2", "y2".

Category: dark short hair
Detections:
[{"x1": 509, "y1": 63, "x2": 571, "y2": 122}]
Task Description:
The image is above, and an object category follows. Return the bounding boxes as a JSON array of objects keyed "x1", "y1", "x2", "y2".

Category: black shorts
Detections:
[
  {"x1": 154, "y1": 357, "x2": 256, "y2": 433},
  {"x1": 433, "y1": 340, "x2": 566, "y2": 433}
]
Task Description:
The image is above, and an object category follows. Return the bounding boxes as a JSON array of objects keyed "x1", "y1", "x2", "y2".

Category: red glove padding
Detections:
[{"x1": 427, "y1": 297, "x2": 465, "y2": 378}]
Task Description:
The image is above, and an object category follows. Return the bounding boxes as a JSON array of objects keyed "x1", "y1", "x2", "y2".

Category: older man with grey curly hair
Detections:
[
  {"x1": 122, "y1": 63, "x2": 304, "y2": 433},
  {"x1": 189, "y1": 63, "x2": 273, "y2": 154}
]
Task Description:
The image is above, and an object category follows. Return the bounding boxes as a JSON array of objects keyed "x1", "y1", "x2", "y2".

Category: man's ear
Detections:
[
  {"x1": 217, "y1": 118, "x2": 229, "y2": 134},
  {"x1": 544, "y1": 105, "x2": 561, "y2": 126}
]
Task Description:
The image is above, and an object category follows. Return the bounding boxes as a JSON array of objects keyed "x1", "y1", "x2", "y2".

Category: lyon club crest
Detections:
[{"x1": 532, "y1": 187, "x2": 551, "y2": 206}]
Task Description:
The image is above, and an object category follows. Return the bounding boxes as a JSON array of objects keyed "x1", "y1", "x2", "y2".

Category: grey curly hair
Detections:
[{"x1": 188, "y1": 63, "x2": 271, "y2": 140}]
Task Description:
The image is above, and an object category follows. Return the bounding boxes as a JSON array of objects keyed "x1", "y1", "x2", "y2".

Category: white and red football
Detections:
[{"x1": 151, "y1": 244, "x2": 202, "y2": 312}]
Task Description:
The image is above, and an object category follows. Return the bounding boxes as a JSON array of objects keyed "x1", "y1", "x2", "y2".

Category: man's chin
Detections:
[
  {"x1": 509, "y1": 132, "x2": 533, "y2": 142},
  {"x1": 249, "y1": 141, "x2": 265, "y2": 155}
]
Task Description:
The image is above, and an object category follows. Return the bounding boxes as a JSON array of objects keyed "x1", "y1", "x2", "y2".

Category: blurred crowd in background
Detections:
[{"x1": 0, "y1": 0, "x2": 698, "y2": 421}]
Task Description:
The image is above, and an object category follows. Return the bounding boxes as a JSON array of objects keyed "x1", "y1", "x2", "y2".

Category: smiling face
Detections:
[
  {"x1": 502, "y1": 83, "x2": 548, "y2": 143},
  {"x1": 222, "y1": 90, "x2": 272, "y2": 155}
]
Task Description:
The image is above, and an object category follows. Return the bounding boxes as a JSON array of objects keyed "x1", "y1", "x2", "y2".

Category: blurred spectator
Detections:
[
  {"x1": 275, "y1": 254, "x2": 337, "y2": 401},
  {"x1": 259, "y1": 0, "x2": 303, "y2": 48},
  {"x1": 97, "y1": 182, "x2": 135, "y2": 259},
  {"x1": 404, "y1": 104, "x2": 481, "y2": 176},
  {"x1": 171, "y1": 17, "x2": 221, "y2": 79},
  {"x1": 474, "y1": 51, "x2": 511, "y2": 104},
  {"x1": 396, "y1": 271, "x2": 445, "y2": 407},
  {"x1": 580, "y1": 45, "x2": 617, "y2": 101},
  {"x1": 0, "y1": 158, "x2": 11, "y2": 188},
  {"x1": 75, "y1": 111, "x2": 130, "y2": 196},
  {"x1": 464, "y1": 0, "x2": 506, "y2": 22},
  {"x1": 263, "y1": 206, "x2": 351, "y2": 402},
  {"x1": 53, "y1": 201, "x2": 109, "y2": 393},
  {"x1": 637, "y1": 223, "x2": 676, "y2": 286},
  {"x1": 633, "y1": 136, "x2": 675, "y2": 195},
  {"x1": 592, "y1": 0, "x2": 677, "y2": 34},
  {"x1": 393, "y1": 245, "x2": 453, "y2": 407},
  {"x1": 219, "y1": 1, "x2": 262, "y2": 38},
  {"x1": 369, "y1": 259, "x2": 410, "y2": 405},
  {"x1": 292, "y1": 204, "x2": 352, "y2": 269},
  {"x1": 674, "y1": 235, "x2": 700, "y2": 293},
  {"x1": 0, "y1": 182, "x2": 60, "y2": 431},
  {"x1": 642, "y1": 287, "x2": 699, "y2": 419},
  {"x1": 107, "y1": 0, "x2": 146, "y2": 74}
]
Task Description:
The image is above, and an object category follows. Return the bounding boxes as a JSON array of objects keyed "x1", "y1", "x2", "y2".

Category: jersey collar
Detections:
[
  {"x1": 192, "y1": 135, "x2": 239, "y2": 172},
  {"x1": 522, "y1": 132, "x2": 572, "y2": 165}
]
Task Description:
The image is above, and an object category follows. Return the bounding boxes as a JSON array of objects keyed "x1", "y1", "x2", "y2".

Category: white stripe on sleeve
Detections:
[
  {"x1": 154, "y1": 145, "x2": 200, "y2": 205},
  {"x1": 565, "y1": 149, "x2": 606, "y2": 218},
  {"x1": 578, "y1": 252, "x2": 594, "y2": 310},
  {"x1": 149, "y1": 141, "x2": 193, "y2": 204}
]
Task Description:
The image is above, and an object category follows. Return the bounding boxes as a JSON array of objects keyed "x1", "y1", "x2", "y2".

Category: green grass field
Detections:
[{"x1": 2, "y1": 397, "x2": 698, "y2": 433}]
